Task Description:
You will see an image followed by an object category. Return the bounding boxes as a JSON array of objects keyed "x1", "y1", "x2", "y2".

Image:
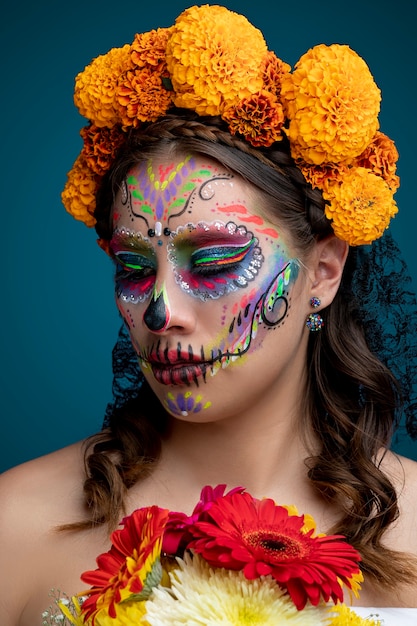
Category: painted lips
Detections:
[{"x1": 150, "y1": 361, "x2": 209, "y2": 385}]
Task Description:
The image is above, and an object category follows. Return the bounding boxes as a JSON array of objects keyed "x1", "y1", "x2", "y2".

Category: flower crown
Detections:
[{"x1": 62, "y1": 4, "x2": 400, "y2": 246}]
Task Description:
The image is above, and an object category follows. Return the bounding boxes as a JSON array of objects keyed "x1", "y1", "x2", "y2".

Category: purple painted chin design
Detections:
[
  {"x1": 164, "y1": 391, "x2": 212, "y2": 416},
  {"x1": 167, "y1": 221, "x2": 264, "y2": 301}
]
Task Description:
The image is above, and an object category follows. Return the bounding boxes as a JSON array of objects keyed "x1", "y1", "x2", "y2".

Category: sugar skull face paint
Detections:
[{"x1": 111, "y1": 154, "x2": 309, "y2": 421}]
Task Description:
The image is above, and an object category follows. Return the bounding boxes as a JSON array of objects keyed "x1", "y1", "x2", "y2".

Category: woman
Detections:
[{"x1": 1, "y1": 5, "x2": 417, "y2": 624}]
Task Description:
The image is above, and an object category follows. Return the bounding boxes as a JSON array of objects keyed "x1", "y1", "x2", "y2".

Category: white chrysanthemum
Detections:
[{"x1": 144, "y1": 553, "x2": 328, "y2": 625}]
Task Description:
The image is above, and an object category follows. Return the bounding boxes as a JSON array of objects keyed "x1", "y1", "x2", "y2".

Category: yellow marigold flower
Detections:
[
  {"x1": 117, "y1": 67, "x2": 173, "y2": 127},
  {"x1": 281, "y1": 44, "x2": 381, "y2": 165},
  {"x1": 323, "y1": 167, "x2": 398, "y2": 245},
  {"x1": 223, "y1": 90, "x2": 285, "y2": 147},
  {"x1": 262, "y1": 51, "x2": 291, "y2": 98},
  {"x1": 61, "y1": 154, "x2": 99, "y2": 227},
  {"x1": 326, "y1": 604, "x2": 382, "y2": 625},
  {"x1": 80, "y1": 124, "x2": 126, "y2": 175},
  {"x1": 354, "y1": 131, "x2": 400, "y2": 191},
  {"x1": 74, "y1": 44, "x2": 132, "y2": 128},
  {"x1": 131, "y1": 27, "x2": 171, "y2": 69},
  {"x1": 166, "y1": 5, "x2": 267, "y2": 116}
]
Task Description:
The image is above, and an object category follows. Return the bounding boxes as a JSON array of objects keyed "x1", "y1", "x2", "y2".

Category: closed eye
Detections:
[
  {"x1": 114, "y1": 251, "x2": 156, "y2": 279},
  {"x1": 190, "y1": 238, "x2": 255, "y2": 275}
]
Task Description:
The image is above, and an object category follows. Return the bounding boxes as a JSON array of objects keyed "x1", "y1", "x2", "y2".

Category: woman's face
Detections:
[{"x1": 110, "y1": 153, "x2": 311, "y2": 422}]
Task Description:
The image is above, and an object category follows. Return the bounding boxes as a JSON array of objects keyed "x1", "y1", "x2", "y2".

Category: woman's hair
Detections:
[{"x1": 68, "y1": 110, "x2": 416, "y2": 586}]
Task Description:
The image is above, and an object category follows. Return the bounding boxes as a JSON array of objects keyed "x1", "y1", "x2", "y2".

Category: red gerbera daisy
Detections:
[
  {"x1": 80, "y1": 505, "x2": 169, "y2": 621},
  {"x1": 163, "y1": 483, "x2": 245, "y2": 555},
  {"x1": 188, "y1": 491, "x2": 362, "y2": 610}
]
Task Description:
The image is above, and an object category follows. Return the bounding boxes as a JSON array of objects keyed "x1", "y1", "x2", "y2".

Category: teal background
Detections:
[{"x1": 1, "y1": 0, "x2": 416, "y2": 473}]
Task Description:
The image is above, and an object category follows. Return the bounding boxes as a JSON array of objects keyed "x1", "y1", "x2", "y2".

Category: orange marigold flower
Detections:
[
  {"x1": 74, "y1": 44, "x2": 132, "y2": 128},
  {"x1": 299, "y1": 160, "x2": 348, "y2": 192},
  {"x1": 354, "y1": 131, "x2": 400, "y2": 191},
  {"x1": 117, "y1": 67, "x2": 173, "y2": 127},
  {"x1": 80, "y1": 505, "x2": 169, "y2": 621},
  {"x1": 189, "y1": 491, "x2": 362, "y2": 610},
  {"x1": 61, "y1": 154, "x2": 99, "y2": 227},
  {"x1": 324, "y1": 167, "x2": 398, "y2": 245},
  {"x1": 80, "y1": 124, "x2": 126, "y2": 176},
  {"x1": 166, "y1": 5, "x2": 267, "y2": 116},
  {"x1": 261, "y1": 51, "x2": 291, "y2": 98},
  {"x1": 281, "y1": 44, "x2": 381, "y2": 165},
  {"x1": 223, "y1": 90, "x2": 285, "y2": 147},
  {"x1": 131, "y1": 27, "x2": 171, "y2": 69}
]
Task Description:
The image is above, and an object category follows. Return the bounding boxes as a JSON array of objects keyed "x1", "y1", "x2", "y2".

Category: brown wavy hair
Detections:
[{"x1": 66, "y1": 110, "x2": 416, "y2": 587}]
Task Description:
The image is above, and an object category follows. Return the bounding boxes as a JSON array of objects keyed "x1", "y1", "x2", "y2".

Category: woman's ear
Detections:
[{"x1": 308, "y1": 235, "x2": 349, "y2": 308}]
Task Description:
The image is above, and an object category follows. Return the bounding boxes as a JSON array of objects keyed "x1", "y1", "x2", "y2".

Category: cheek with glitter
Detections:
[
  {"x1": 165, "y1": 391, "x2": 212, "y2": 416},
  {"x1": 204, "y1": 258, "x2": 300, "y2": 376},
  {"x1": 115, "y1": 273, "x2": 155, "y2": 304}
]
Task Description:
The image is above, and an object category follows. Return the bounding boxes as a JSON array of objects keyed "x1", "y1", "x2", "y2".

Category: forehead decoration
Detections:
[{"x1": 62, "y1": 4, "x2": 399, "y2": 247}]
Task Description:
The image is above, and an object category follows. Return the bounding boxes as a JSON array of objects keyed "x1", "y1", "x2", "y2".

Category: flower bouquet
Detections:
[{"x1": 44, "y1": 485, "x2": 381, "y2": 625}]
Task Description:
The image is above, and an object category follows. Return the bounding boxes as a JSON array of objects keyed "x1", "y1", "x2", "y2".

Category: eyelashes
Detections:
[
  {"x1": 114, "y1": 251, "x2": 155, "y2": 276},
  {"x1": 190, "y1": 239, "x2": 256, "y2": 275}
]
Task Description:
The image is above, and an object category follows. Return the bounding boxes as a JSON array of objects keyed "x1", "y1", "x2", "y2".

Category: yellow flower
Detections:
[
  {"x1": 354, "y1": 131, "x2": 400, "y2": 191},
  {"x1": 74, "y1": 44, "x2": 132, "y2": 127},
  {"x1": 61, "y1": 154, "x2": 99, "y2": 227},
  {"x1": 223, "y1": 90, "x2": 285, "y2": 147},
  {"x1": 281, "y1": 44, "x2": 381, "y2": 165},
  {"x1": 166, "y1": 5, "x2": 267, "y2": 116},
  {"x1": 326, "y1": 604, "x2": 382, "y2": 625},
  {"x1": 144, "y1": 553, "x2": 328, "y2": 625},
  {"x1": 323, "y1": 167, "x2": 398, "y2": 245},
  {"x1": 93, "y1": 600, "x2": 149, "y2": 626}
]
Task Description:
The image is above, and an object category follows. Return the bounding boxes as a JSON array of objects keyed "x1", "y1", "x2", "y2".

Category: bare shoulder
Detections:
[
  {"x1": 0, "y1": 441, "x2": 88, "y2": 525},
  {"x1": 0, "y1": 442, "x2": 93, "y2": 624}
]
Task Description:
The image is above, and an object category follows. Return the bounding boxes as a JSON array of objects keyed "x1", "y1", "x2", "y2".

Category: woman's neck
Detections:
[{"x1": 130, "y1": 396, "x2": 333, "y2": 521}]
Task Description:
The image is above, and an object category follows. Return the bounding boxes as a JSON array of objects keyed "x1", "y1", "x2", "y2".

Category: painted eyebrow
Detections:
[
  {"x1": 172, "y1": 226, "x2": 253, "y2": 246},
  {"x1": 110, "y1": 232, "x2": 155, "y2": 255}
]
